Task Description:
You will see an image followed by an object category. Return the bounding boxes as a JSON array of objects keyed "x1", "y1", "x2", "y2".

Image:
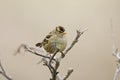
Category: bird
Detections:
[{"x1": 35, "y1": 26, "x2": 67, "y2": 57}]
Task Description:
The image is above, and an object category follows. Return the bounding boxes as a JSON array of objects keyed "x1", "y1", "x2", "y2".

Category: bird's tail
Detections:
[{"x1": 35, "y1": 42, "x2": 42, "y2": 47}]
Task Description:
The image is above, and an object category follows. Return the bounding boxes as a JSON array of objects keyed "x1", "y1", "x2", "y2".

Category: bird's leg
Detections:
[{"x1": 60, "y1": 51, "x2": 65, "y2": 58}]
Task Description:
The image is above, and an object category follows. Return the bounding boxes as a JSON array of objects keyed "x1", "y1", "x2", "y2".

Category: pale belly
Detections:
[{"x1": 43, "y1": 37, "x2": 67, "y2": 54}]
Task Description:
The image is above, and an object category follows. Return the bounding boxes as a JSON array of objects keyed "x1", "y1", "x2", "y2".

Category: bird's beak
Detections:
[{"x1": 62, "y1": 32, "x2": 66, "y2": 35}]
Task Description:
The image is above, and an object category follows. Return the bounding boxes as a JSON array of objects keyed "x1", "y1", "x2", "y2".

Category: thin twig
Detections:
[
  {"x1": 55, "y1": 60, "x2": 60, "y2": 73},
  {"x1": 0, "y1": 61, "x2": 6, "y2": 74},
  {"x1": 52, "y1": 60, "x2": 60, "y2": 80},
  {"x1": 113, "y1": 49, "x2": 120, "y2": 80},
  {"x1": 43, "y1": 62, "x2": 53, "y2": 74},
  {"x1": 49, "y1": 50, "x2": 59, "y2": 80},
  {"x1": 110, "y1": 19, "x2": 116, "y2": 56},
  {"x1": 27, "y1": 49, "x2": 53, "y2": 60},
  {"x1": 114, "y1": 63, "x2": 120, "y2": 80},
  {"x1": 64, "y1": 28, "x2": 88, "y2": 55},
  {"x1": 49, "y1": 49, "x2": 59, "y2": 65},
  {"x1": 0, "y1": 60, "x2": 13, "y2": 80},
  {"x1": 63, "y1": 68, "x2": 73, "y2": 80},
  {"x1": 15, "y1": 44, "x2": 56, "y2": 61}
]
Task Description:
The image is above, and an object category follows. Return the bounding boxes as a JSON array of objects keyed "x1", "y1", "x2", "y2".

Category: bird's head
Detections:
[{"x1": 56, "y1": 26, "x2": 66, "y2": 36}]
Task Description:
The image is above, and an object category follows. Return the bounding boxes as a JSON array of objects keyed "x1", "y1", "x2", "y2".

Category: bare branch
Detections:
[
  {"x1": 0, "y1": 61, "x2": 6, "y2": 74},
  {"x1": 110, "y1": 19, "x2": 116, "y2": 56},
  {"x1": 113, "y1": 49, "x2": 120, "y2": 80},
  {"x1": 42, "y1": 58, "x2": 53, "y2": 74},
  {"x1": 15, "y1": 28, "x2": 87, "y2": 80},
  {"x1": 63, "y1": 68, "x2": 74, "y2": 80},
  {"x1": 0, "y1": 60, "x2": 13, "y2": 80},
  {"x1": 49, "y1": 49, "x2": 59, "y2": 65},
  {"x1": 114, "y1": 63, "x2": 120, "y2": 80},
  {"x1": 64, "y1": 28, "x2": 88, "y2": 55}
]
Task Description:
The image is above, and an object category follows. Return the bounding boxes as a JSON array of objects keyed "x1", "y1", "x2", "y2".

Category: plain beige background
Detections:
[{"x1": 0, "y1": 0, "x2": 120, "y2": 80}]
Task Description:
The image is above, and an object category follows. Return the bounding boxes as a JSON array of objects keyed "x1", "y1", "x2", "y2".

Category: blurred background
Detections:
[{"x1": 0, "y1": 0, "x2": 120, "y2": 80}]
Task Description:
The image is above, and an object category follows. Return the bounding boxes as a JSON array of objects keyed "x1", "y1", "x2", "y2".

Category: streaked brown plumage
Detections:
[{"x1": 36, "y1": 26, "x2": 67, "y2": 56}]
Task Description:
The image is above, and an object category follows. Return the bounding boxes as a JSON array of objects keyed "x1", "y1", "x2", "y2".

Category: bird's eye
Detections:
[
  {"x1": 59, "y1": 26, "x2": 65, "y2": 32},
  {"x1": 56, "y1": 26, "x2": 65, "y2": 33},
  {"x1": 46, "y1": 35, "x2": 52, "y2": 39}
]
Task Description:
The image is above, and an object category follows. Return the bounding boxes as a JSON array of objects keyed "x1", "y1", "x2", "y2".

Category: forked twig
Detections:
[{"x1": 64, "y1": 28, "x2": 88, "y2": 55}]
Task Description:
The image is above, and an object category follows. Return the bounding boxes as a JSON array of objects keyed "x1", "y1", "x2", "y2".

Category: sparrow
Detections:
[{"x1": 35, "y1": 26, "x2": 67, "y2": 57}]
